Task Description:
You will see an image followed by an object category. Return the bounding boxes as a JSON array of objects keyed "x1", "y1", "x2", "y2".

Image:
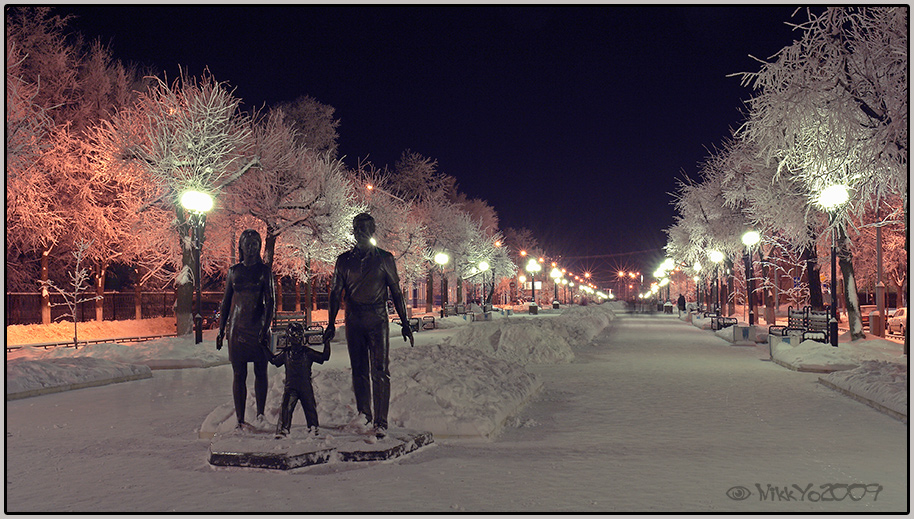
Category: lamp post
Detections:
[
  {"x1": 434, "y1": 252, "x2": 449, "y2": 317},
  {"x1": 816, "y1": 185, "x2": 850, "y2": 347},
  {"x1": 550, "y1": 267, "x2": 562, "y2": 309},
  {"x1": 180, "y1": 190, "x2": 214, "y2": 344},
  {"x1": 526, "y1": 259, "x2": 542, "y2": 314},
  {"x1": 741, "y1": 230, "x2": 761, "y2": 326},
  {"x1": 708, "y1": 250, "x2": 724, "y2": 315}
]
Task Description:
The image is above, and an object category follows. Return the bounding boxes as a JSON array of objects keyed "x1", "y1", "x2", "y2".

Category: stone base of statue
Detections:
[{"x1": 208, "y1": 425, "x2": 434, "y2": 470}]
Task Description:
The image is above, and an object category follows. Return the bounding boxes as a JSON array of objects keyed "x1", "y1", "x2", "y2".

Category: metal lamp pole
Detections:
[
  {"x1": 742, "y1": 231, "x2": 761, "y2": 326},
  {"x1": 179, "y1": 190, "x2": 213, "y2": 345},
  {"x1": 817, "y1": 185, "x2": 849, "y2": 348}
]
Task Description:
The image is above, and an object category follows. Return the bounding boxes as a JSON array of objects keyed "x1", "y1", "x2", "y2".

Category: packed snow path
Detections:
[{"x1": 6, "y1": 312, "x2": 906, "y2": 512}]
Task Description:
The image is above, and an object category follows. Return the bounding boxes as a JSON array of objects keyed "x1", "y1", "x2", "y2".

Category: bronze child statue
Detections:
[{"x1": 271, "y1": 322, "x2": 331, "y2": 438}]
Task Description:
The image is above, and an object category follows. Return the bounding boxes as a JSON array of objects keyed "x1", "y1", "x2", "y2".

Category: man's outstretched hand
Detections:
[{"x1": 401, "y1": 325, "x2": 414, "y2": 347}]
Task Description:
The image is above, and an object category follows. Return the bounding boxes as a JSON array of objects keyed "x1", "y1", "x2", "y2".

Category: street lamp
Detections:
[
  {"x1": 741, "y1": 230, "x2": 761, "y2": 326},
  {"x1": 434, "y1": 252, "x2": 449, "y2": 317},
  {"x1": 816, "y1": 184, "x2": 850, "y2": 347},
  {"x1": 708, "y1": 249, "x2": 724, "y2": 315},
  {"x1": 526, "y1": 258, "x2": 542, "y2": 314},
  {"x1": 179, "y1": 189, "x2": 214, "y2": 344},
  {"x1": 550, "y1": 267, "x2": 562, "y2": 309}
]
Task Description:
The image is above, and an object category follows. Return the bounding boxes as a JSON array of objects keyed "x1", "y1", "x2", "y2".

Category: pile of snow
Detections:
[
  {"x1": 822, "y1": 360, "x2": 908, "y2": 418},
  {"x1": 6, "y1": 357, "x2": 152, "y2": 398},
  {"x1": 771, "y1": 335, "x2": 905, "y2": 372},
  {"x1": 440, "y1": 304, "x2": 616, "y2": 365},
  {"x1": 200, "y1": 343, "x2": 542, "y2": 440}
]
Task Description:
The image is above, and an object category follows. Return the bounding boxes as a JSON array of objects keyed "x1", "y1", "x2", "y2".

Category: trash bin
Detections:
[
  {"x1": 663, "y1": 302, "x2": 673, "y2": 314},
  {"x1": 870, "y1": 310, "x2": 884, "y2": 336},
  {"x1": 529, "y1": 304, "x2": 538, "y2": 315}
]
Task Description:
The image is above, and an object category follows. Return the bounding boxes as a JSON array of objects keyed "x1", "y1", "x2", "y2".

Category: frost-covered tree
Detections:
[
  {"x1": 739, "y1": 7, "x2": 907, "y2": 340},
  {"x1": 273, "y1": 94, "x2": 341, "y2": 158},
  {"x1": 388, "y1": 149, "x2": 457, "y2": 203},
  {"x1": 7, "y1": 7, "x2": 152, "y2": 323},
  {"x1": 353, "y1": 162, "x2": 429, "y2": 287},
  {"x1": 223, "y1": 107, "x2": 360, "y2": 273},
  {"x1": 37, "y1": 240, "x2": 102, "y2": 348},
  {"x1": 93, "y1": 70, "x2": 256, "y2": 335}
]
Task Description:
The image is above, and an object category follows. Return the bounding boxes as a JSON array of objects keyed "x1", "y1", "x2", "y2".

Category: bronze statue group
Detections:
[{"x1": 216, "y1": 214, "x2": 414, "y2": 440}]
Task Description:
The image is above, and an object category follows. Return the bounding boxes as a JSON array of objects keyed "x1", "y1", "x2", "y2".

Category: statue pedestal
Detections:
[{"x1": 209, "y1": 426, "x2": 434, "y2": 470}]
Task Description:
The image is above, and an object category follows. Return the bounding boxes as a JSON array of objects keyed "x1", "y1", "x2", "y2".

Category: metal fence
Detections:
[
  {"x1": 8, "y1": 280, "x2": 448, "y2": 326},
  {"x1": 5, "y1": 289, "x2": 335, "y2": 326},
  {"x1": 5, "y1": 291, "x2": 181, "y2": 326}
]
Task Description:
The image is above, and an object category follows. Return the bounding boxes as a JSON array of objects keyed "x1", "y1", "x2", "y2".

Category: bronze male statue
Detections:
[
  {"x1": 217, "y1": 229, "x2": 274, "y2": 431},
  {"x1": 323, "y1": 213, "x2": 414, "y2": 438}
]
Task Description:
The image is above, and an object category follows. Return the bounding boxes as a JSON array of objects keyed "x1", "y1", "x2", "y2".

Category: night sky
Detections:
[{"x1": 51, "y1": 4, "x2": 806, "y2": 286}]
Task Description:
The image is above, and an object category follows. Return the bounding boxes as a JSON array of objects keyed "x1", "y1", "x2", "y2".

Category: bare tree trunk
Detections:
[
  {"x1": 275, "y1": 274, "x2": 283, "y2": 313},
  {"x1": 94, "y1": 263, "x2": 107, "y2": 321},
  {"x1": 294, "y1": 279, "x2": 301, "y2": 313},
  {"x1": 837, "y1": 232, "x2": 865, "y2": 340},
  {"x1": 304, "y1": 263, "x2": 312, "y2": 326},
  {"x1": 176, "y1": 248, "x2": 195, "y2": 335},
  {"x1": 41, "y1": 248, "x2": 51, "y2": 325},
  {"x1": 802, "y1": 246, "x2": 824, "y2": 310},
  {"x1": 175, "y1": 211, "x2": 194, "y2": 336},
  {"x1": 456, "y1": 277, "x2": 463, "y2": 305},
  {"x1": 725, "y1": 259, "x2": 735, "y2": 316},
  {"x1": 135, "y1": 266, "x2": 143, "y2": 320},
  {"x1": 426, "y1": 269, "x2": 434, "y2": 313},
  {"x1": 760, "y1": 254, "x2": 776, "y2": 324}
]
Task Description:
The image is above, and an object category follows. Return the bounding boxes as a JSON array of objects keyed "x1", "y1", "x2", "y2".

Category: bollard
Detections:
[{"x1": 870, "y1": 311, "x2": 884, "y2": 336}]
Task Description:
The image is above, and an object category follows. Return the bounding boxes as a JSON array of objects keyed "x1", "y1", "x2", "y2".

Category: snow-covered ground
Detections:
[
  {"x1": 5, "y1": 302, "x2": 908, "y2": 512},
  {"x1": 687, "y1": 312, "x2": 908, "y2": 418}
]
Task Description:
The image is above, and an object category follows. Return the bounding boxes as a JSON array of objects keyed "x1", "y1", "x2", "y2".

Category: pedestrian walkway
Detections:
[{"x1": 489, "y1": 312, "x2": 907, "y2": 511}]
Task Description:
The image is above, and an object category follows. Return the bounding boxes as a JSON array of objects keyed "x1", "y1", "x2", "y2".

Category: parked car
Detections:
[
  {"x1": 858, "y1": 305, "x2": 877, "y2": 327},
  {"x1": 887, "y1": 307, "x2": 906, "y2": 336}
]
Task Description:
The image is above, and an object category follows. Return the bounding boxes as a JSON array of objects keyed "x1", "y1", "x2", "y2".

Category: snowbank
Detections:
[
  {"x1": 440, "y1": 303, "x2": 616, "y2": 364},
  {"x1": 820, "y1": 361, "x2": 908, "y2": 420},
  {"x1": 203, "y1": 303, "x2": 618, "y2": 438},
  {"x1": 6, "y1": 357, "x2": 152, "y2": 399},
  {"x1": 202, "y1": 343, "x2": 543, "y2": 439},
  {"x1": 770, "y1": 336, "x2": 906, "y2": 373}
]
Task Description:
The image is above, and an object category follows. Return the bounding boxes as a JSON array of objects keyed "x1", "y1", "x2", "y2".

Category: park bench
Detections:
[
  {"x1": 803, "y1": 309, "x2": 830, "y2": 343},
  {"x1": 710, "y1": 316, "x2": 738, "y2": 331},
  {"x1": 768, "y1": 306, "x2": 829, "y2": 344},
  {"x1": 271, "y1": 313, "x2": 325, "y2": 350},
  {"x1": 422, "y1": 316, "x2": 436, "y2": 330},
  {"x1": 391, "y1": 317, "x2": 421, "y2": 333}
]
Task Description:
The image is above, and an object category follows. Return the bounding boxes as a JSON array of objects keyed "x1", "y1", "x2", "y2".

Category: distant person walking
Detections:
[{"x1": 677, "y1": 293, "x2": 687, "y2": 317}]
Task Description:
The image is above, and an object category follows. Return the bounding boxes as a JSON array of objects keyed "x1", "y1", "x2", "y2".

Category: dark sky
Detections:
[{"x1": 52, "y1": 4, "x2": 806, "y2": 286}]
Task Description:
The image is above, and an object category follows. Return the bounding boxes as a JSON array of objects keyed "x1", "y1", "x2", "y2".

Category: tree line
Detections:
[
  {"x1": 663, "y1": 7, "x2": 907, "y2": 342},
  {"x1": 6, "y1": 7, "x2": 556, "y2": 334}
]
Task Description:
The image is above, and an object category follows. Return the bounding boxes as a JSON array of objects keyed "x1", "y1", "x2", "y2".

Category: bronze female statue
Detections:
[{"x1": 217, "y1": 229, "x2": 274, "y2": 430}]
